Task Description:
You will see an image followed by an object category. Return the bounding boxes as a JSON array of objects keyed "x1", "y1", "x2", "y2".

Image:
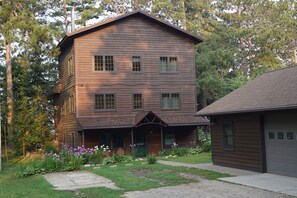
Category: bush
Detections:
[
  {"x1": 158, "y1": 150, "x2": 171, "y2": 158},
  {"x1": 197, "y1": 129, "x2": 211, "y2": 153},
  {"x1": 102, "y1": 156, "x2": 116, "y2": 165},
  {"x1": 147, "y1": 154, "x2": 157, "y2": 164},
  {"x1": 171, "y1": 147, "x2": 189, "y2": 157},
  {"x1": 201, "y1": 141, "x2": 211, "y2": 152},
  {"x1": 44, "y1": 142, "x2": 58, "y2": 154},
  {"x1": 188, "y1": 147, "x2": 202, "y2": 155}
]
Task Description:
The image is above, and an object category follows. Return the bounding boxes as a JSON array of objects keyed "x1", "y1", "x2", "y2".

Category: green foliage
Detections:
[
  {"x1": 102, "y1": 154, "x2": 133, "y2": 165},
  {"x1": 44, "y1": 142, "x2": 58, "y2": 154},
  {"x1": 171, "y1": 147, "x2": 189, "y2": 157},
  {"x1": 158, "y1": 150, "x2": 171, "y2": 158},
  {"x1": 188, "y1": 147, "x2": 202, "y2": 155},
  {"x1": 197, "y1": 129, "x2": 211, "y2": 152},
  {"x1": 147, "y1": 154, "x2": 157, "y2": 164}
]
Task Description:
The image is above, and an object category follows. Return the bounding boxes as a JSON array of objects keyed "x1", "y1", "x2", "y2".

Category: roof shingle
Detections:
[{"x1": 78, "y1": 113, "x2": 208, "y2": 129}]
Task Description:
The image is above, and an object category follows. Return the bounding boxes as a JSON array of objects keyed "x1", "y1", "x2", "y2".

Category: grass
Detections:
[
  {"x1": 162, "y1": 152, "x2": 212, "y2": 164},
  {"x1": 0, "y1": 155, "x2": 229, "y2": 198}
]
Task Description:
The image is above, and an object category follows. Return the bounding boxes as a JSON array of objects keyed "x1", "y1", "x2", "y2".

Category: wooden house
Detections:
[
  {"x1": 197, "y1": 66, "x2": 297, "y2": 177},
  {"x1": 49, "y1": 10, "x2": 208, "y2": 157}
]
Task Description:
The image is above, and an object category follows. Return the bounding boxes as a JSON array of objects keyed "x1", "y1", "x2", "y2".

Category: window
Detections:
[
  {"x1": 268, "y1": 132, "x2": 275, "y2": 140},
  {"x1": 132, "y1": 56, "x2": 141, "y2": 72},
  {"x1": 69, "y1": 95, "x2": 75, "y2": 113},
  {"x1": 164, "y1": 131, "x2": 175, "y2": 147},
  {"x1": 94, "y1": 55, "x2": 114, "y2": 71},
  {"x1": 95, "y1": 94, "x2": 115, "y2": 110},
  {"x1": 68, "y1": 56, "x2": 74, "y2": 76},
  {"x1": 61, "y1": 101, "x2": 67, "y2": 116},
  {"x1": 223, "y1": 122, "x2": 234, "y2": 150},
  {"x1": 160, "y1": 56, "x2": 178, "y2": 72},
  {"x1": 133, "y1": 94, "x2": 143, "y2": 110},
  {"x1": 287, "y1": 132, "x2": 294, "y2": 140},
  {"x1": 277, "y1": 132, "x2": 284, "y2": 140},
  {"x1": 161, "y1": 93, "x2": 180, "y2": 109}
]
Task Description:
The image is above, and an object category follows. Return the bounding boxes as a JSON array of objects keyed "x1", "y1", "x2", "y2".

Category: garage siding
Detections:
[
  {"x1": 265, "y1": 113, "x2": 297, "y2": 177},
  {"x1": 211, "y1": 114, "x2": 263, "y2": 172}
]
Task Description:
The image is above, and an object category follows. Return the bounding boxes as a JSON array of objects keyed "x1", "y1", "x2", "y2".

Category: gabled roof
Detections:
[
  {"x1": 197, "y1": 66, "x2": 297, "y2": 116},
  {"x1": 134, "y1": 111, "x2": 167, "y2": 127},
  {"x1": 58, "y1": 10, "x2": 203, "y2": 49}
]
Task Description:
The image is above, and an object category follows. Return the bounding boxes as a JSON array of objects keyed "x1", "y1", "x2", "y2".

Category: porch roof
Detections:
[{"x1": 77, "y1": 113, "x2": 208, "y2": 130}]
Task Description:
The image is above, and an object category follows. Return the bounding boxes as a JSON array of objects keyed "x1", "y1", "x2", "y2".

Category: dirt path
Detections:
[{"x1": 124, "y1": 178, "x2": 291, "y2": 198}]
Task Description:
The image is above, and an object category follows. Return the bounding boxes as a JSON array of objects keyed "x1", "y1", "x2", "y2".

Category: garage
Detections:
[{"x1": 265, "y1": 113, "x2": 297, "y2": 177}]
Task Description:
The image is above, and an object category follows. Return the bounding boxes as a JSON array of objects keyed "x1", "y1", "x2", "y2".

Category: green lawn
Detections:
[
  {"x1": 0, "y1": 155, "x2": 227, "y2": 198},
  {"x1": 162, "y1": 152, "x2": 212, "y2": 164}
]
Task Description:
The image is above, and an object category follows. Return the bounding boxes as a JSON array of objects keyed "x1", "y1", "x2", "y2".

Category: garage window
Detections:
[
  {"x1": 277, "y1": 132, "x2": 284, "y2": 140},
  {"x1": 287, "y1": 132, "x2": 294, "y2": 140},
  {"x1": 268, "y1": 132, "x2": 275, "y2": 140},
  {"x1": 223, "y1": 122, "x2": 234, "y2": 150}
]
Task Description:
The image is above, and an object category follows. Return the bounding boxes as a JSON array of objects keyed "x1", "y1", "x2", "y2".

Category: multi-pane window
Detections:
[
  {"x1": 223, "y1": 122, "x2": 234, "y2": 150},
  {"x1": 61, "y1": 101, "x2": 67, "y2": 116},
  {"x1": 132, "y1": 56, "x2": 141, "y2": 71},
  {"x1": 67, "y1": 56, "x2": 74, "y2": 76},
  {"x1": 160, "y1": 56, "x2": 178, "y2": 72},
  {"x1": 94, "y1": 55, "x2": 114, "y2": 71},
  {"x1": 161, "y1": 93, "x2": 180, "y2": 109},
  {"x1": 95, "y1": 94, "x2": 115, "y2": 110},
  {"x1": 287, "y1": 132, "x2": 294, "y2": 140},
  {"x1": 133, "y1": 94, "x2": 143, "y2": 110},
  {"x1": 164, "y1": 131, "x2": 175, "y2": 147},
  {"x1": 277, "y1": 132, "x2": 284, "y2": 140},
  {"x1": 69, "y1": 95, "x2": 75, "y2": 113}
]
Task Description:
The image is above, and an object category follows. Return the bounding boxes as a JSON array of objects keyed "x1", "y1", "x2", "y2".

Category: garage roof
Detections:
[{"x1": 197, "y1": 66, "x2": 297, "y2": 116}]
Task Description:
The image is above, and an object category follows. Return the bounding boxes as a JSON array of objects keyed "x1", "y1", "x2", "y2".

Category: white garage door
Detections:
[{"x1": 265, "y1": 113, "x2": 297, "y2": 177}]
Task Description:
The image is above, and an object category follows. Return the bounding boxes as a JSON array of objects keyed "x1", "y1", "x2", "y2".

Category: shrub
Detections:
[
  {"x1": 102, "y1": 156, "x2": 116, "y2": 165},
  {"x1": 188, "y1": 147, "x2": 202, "y2": 155},
  {"x1": 197, "y1": 129, "x2": 211, "y2": 153},
  {"x1": 158, "y1": 150, "x2": 171, "y2": 158},
  {"x1": 44, "y1": 142, "x2": 58, "y2": 154},
  {"x1": 147, "y1": 154, "x2": 157, "y2": 164},
  {"x1": 171, "y1": 147, "x2": 189, "y2": 157},
  {"x1": 201, "y1": 141, "x2": 211, "y2": 152}
]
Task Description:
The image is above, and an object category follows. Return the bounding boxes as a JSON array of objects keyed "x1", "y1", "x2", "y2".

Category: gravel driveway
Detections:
[{"x1": 124, "y1": 178, "x2": 291, "y2": 198}]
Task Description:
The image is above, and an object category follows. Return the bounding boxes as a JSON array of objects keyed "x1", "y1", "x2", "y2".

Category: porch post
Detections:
[
  {"x1": 131, "y1": 128, "x2": 134, "y2": 155},
  {"x1": 160, "y1": 126, "x2": 164, "y2": 151}
]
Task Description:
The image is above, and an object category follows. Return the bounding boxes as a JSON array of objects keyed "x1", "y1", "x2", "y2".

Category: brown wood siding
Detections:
[
  {"x1": 211, "y1": 114, "x2": 263, "y2": 172},
  {"x1": 54, "y1": 45, "x2": 79, "y2": 146},
  {"x1": 74, "y1": 16, "x2": 196, "y2": 119},
  {"x1": 175, "y1": 126, "x2": 197, "y2": 147}
]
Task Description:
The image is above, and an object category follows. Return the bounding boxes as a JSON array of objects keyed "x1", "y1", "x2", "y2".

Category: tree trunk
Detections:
[
  {"x1": 64, "y1": 0, "x2": 68, "y2": 33},
  {"x1": 6, "y1": 42, "x2": 13, "y2": 148},
  {"x1": 181, "y1": 0, "x2": 187, "y2": 30}
]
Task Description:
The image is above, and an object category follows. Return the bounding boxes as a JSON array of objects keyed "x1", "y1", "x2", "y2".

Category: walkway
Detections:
[{"x1": 43, "y1": 170, "x2": 121, "y2": 191}]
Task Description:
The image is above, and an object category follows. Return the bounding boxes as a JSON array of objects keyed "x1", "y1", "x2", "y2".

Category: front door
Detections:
[{"x1": 134, "y1": 130, "x2": 147, "y2": 157}]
